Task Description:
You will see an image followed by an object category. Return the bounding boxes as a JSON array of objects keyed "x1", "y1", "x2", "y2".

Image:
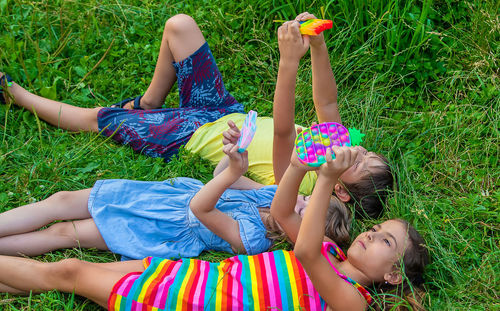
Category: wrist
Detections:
[
  {"x1": 317, "y1": 171, "x2": 340, "y2": 184},
  {"x1": 279, "y1": 58, "x2": 300, "y2": 69},
  {"x1": 288, "y1": 163, "x2": 309, "y2": 175},
  {"x1": 224, "y1": 166, "x2": 244, "y2": 180},
  {"x1": 310, "y1": 40, "x2": 327, "y2": 50}
]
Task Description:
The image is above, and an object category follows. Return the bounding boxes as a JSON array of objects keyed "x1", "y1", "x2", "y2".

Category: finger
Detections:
[
  {"x1": 223, "y1": 144, "x2": 232, "y2": 155},
  {"x1": 227, "y1": 119, "x2": 237, "y2": 129},
  {"x1": 224, "y1": 128, "x2": 240, "y2": 139},
  {"x1": 302, "y1": 34, "x2": 310, "y2": 48},
  {"x1": 296, "y1": 127, "x2": 303, "y2": 135},
  {"x1": 349, "y1": 148, "x2": 359, "y2": 166},
  {"x1": 295, "y1": 12, "x2": 308, "y2": 21},
  {"x1": 289, "y1": 21, "x2": 301, "y2": 37},
  {"x1": 297, "y1": 12, "x2": 316, "y2": 21},
  {"x1": 230, "y1": 128, "x2": 241, "y2": 136},
  {"x1": 331, "y1": 146, "x2": 343, "y2": 162},
  {"x1": 281, "y1": 21, "x2": 290, "y2": 34},
  {"x1": 325, "y1": 148, "x2": 333, "y2": 162},
  {"x1": 230, "y1": 144, "x2": 240, "y2": 154}
]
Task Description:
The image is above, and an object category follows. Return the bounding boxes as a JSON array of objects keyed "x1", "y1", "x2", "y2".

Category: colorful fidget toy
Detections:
[
  {"x1": 237, "y1": 110, "x2": 258, "y2": 153},
  {"x1": 299, "y1": 19, "x2": 333, "y2": 36},
  {"x1": 295, "y1": 122, "x2": 365, "y2": 167}
]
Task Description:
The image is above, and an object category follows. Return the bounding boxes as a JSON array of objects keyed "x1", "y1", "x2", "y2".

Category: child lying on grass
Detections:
[
  {"x1": 1, "y1": 12, "x2": 393, "y2": 220},
  {"x1": 0, "y1": 146, "x2": 428, "y2": 310}
]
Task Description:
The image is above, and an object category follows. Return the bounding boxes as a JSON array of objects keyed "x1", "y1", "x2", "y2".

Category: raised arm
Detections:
[
  {"x1": 214, "y1": 120, "x2": 265, "y2": 190},
  {"x1": 273, "y1": 20, "x2": 310, "y2": 184},
  {"x1": 270, "y1": 151, "x2": 316, "y2": 243},
  {"x1": 295, "y1": 12, "x2": 340, "y2": 124},
  {"x1": 191, "y1": 144, "x2": 249, "y2": 253},
  {"x1": 294, "y1": 147, "x2": 364, "y2": 310}
]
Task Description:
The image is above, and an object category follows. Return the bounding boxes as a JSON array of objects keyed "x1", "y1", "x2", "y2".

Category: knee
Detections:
[
  {"x1": 165, "y1": 14, "x2": 199, "y2": 36},
  {"x1": 45, "y1": 222, "x2": 77, "y2": 241},
  {"x1": 44, "y1": 258, "x2": 83, "y2": 292},
  {"x1": 49, "y1": 191, "x2": 76, "y2": 205},
  {"x1": 87, "y1": 107, "x2": 101, "y2": 132}
]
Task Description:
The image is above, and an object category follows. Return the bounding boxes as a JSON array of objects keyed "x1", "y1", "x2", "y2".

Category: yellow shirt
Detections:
[{"x1": 185, "y1": 113, "x2": 316, "y2": 195}]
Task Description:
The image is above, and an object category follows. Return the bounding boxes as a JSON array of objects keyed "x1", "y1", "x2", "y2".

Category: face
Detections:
[
  {"x1": 347, "y1": 220, "x2": 408, "y2": 283},
  {"x1": 294, "y1": 195, "x2": 310, "y2": 217},
  {"x1": 339, "y1": 146, "x2": 385, "y2": 185}
]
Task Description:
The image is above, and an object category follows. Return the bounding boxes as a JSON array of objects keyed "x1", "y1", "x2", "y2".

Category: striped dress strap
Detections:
[{"x1": 321, "y1": 242, "x2": 373, "y2": 305}]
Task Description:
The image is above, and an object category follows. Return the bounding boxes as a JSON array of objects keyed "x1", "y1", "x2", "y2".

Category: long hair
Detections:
[
  {"x1": 342, "y1": 153, "x2": 394, "y2": 219},
  {"x1": 260, "y1": 197, "x2": 351, "y2": 248},
  {"x1": 372, "y1": 219, "x2": 429, "y2": 310}
]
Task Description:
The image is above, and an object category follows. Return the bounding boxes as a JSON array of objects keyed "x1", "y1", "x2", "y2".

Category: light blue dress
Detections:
[{"x1": 88, "y1": 177, "x2": 277, "y2": 260}]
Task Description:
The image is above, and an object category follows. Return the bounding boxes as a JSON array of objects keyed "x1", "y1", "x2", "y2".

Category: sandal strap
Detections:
[
  {"x1": 0, "y1": 74, "x2": 13, "y2": 87},
  {"x1": 112, "y1": 96, "x2": 134, "y2": 108},
  {"x1": 133, "y1": 95, "x2": 143, "y2": 110}
]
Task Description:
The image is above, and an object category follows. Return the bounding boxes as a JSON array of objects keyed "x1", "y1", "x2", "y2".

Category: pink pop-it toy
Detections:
[{"x1": 237, "y1": 110, "x2": 257, "y2": 153}]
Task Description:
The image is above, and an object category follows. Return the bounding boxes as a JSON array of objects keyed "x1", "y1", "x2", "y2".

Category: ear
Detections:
[
  {"x1": 334, "y1": 183, "x2": 351, "y2": 202},
  {"x1": 384, "y1": 270, "x2": 403, "y2": 285}
]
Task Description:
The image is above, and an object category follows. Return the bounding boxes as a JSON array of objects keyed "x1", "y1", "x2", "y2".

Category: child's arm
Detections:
[
  {"x1": 294, "y1": 147, "x2": 364, "y2": 310},
  {"x1": 295, "y1": 12, "x2": 340, "y2": 124},
  {"x1": 273, "y1": 20, "x2": 310, "y2": 184},
  {"x1": 190, "y1": 144, "x2": 249, "y2": 253},
  {"x1": 270, "y1": 151, "x2": 315, "y2": 243},
  {"x1": 213, "y1": 121, "x2": 265, "y2": 190}
]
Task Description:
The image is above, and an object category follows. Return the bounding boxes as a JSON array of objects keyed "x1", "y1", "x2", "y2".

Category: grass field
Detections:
[{"x1": 0, "y1": 0, "x2": 498, "y2": 310}]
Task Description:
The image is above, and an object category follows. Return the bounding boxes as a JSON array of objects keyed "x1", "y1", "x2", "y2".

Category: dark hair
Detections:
[
  {"x1": 373, "y1": 219, "x2": 430, "y2": 311},
  {"x1": 342, "y1": 153, "x2": 394, "y2": 219},
  {"x1": 260, "y1": 197, "x2": 351, "y2": 248}
]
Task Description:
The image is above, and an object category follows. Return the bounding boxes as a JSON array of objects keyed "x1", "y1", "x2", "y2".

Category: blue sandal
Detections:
[
  {"x1": 110, "y1": 95, "x2": 143, "y2": 110},
  {"x1": 0, "y1": 74, "x2": 13, "y2": 105}
]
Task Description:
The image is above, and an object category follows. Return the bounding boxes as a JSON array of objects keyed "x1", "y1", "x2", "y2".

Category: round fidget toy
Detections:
[{"x1": 295, "y1": 122, "x2": 364, "y2": 167}]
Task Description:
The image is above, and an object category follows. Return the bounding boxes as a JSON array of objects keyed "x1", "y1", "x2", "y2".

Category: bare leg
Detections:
[
  {"x1": 0, "y1": 189, "x2": 92, "y2": 237},
  {"x1": 0, "y1": 74, "x2": 100, "y2": 132},
  {"x1": 0, "y1": 15, "x2": 207, "y2": 129},
  {"x1": 0, "y1": 256, "x2": 144, "y2": 307},
  {"x1": 123, "y1": 14, "x2": 207, "y2": 109},
  {"x1": 0, "y1": 218, "x2": 108, "y2": 256}
]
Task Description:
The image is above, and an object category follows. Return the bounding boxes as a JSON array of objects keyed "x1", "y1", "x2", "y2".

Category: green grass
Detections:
[{"x1": 0, "y1": 0, "x2": 498, "y2": 310}]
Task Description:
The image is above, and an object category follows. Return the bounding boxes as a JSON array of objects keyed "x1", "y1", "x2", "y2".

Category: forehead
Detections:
[
  {"x1": 360, "y1": 152, "x2": 386, "y2": 176},
  {"x1": 378, "y1": 220, "x2": 409, "y2": 252},
  {"x1": 365, "y1": 152, "x2": 385, "y2": 167}
]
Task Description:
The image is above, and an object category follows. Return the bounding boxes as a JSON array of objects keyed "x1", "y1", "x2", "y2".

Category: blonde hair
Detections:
[{"x1": 259, "y1": 196, "x2": 351, "y2": 248}]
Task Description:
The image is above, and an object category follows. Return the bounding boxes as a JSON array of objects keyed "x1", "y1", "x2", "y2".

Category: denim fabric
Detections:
[{"x1": 88, "y1": 177, "x2": 277, "y2": 260}]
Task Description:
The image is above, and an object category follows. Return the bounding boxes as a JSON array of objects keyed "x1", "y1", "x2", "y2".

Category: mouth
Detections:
[{"x1": 358, "y1": 240, "x2": 366, "y2": 249}]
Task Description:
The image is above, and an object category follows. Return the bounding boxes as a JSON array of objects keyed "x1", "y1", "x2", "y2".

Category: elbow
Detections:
[
  {"x1": 189, "y1": 201, "x2": 200, "y2": 216},
  {"x1": 273, "y1": 127, "x2": 295, "y2": 139},
  {"x1": 270, "y1": 203, "x2": 283, "y2": 221},
  {"x1": 294, "y1": 244, "x2": 314, "y2": 264}
]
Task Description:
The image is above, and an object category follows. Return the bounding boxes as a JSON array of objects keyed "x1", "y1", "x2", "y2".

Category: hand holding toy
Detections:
[
  {"x1": 299, "y1": 19, "x2": 333, "y2": 36},
  {"x1": 295, "y1": 122, "x2": 365, "y2": 167},
  {"x1": 237, "y1": 110, "x2": 258, "y2": 153}
]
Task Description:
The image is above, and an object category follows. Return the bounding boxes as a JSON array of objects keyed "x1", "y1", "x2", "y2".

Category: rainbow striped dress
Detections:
[{"x1": 108, "y1": 242, "x2": 372, "y2": 310}]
